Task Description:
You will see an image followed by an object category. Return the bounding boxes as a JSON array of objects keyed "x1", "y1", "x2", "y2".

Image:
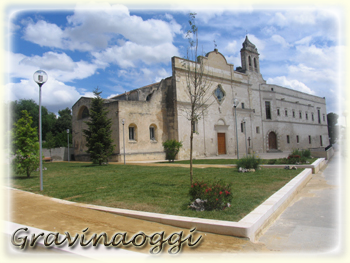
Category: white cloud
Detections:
[
  {"x1": 271, "y1": 34, "x2": 291, "y2": 48},
  {"x1": 170, "y1": 5, "x2": 254, "y2": 24},
  {"x1": 294, "y1": 44, "x2": 339, "y2": 69},
  {"x1": 6, "y1": 78, "x2": 82, "y2": 114},
  {"x1": 266, "y1": 76, "x2": 315, "y2": 95},
  {"x1": 224, "y1": 40, "x2": 238, "y2": 54},
  {"x1": 22, "y1": 4, "x2": 182, "y2": 52},
  {"x1": 9, "y1": 51, "x2": 101, "y2": 83},
  {"x1": 23, "y1": 20, "x2": 64, "y2": 48},
  {"x1": 92, "y1": 42, "x2": 178, "y2": 68}
]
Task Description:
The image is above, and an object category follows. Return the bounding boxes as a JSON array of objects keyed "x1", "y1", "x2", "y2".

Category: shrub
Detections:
[
  {"x1": 268, "y1": 159, "x2": 276, "y2": 164},
  {"x1": 287, "y1": 149, "x2": 311, "y2": 164},
  {"x1": 189, "y1": 179, "x2": 232, "y2": 211},
  {"x1": 236, "y1": 154, "x2": 261, "y2": 170},
  {"x1": 301, "y1": 149, "x2": 311, "y2": 158},
  {"x1": 162, "y1": 140, "x2": 183, "y2": 162}
]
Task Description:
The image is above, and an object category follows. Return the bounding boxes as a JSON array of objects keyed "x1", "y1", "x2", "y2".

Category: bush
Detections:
[
  {"x1": 189, "y1": 179, "x2": 232, "y2": 211},
  {"x1": 236, "y1": 154, "x2": 261, "y2": 170},
  {"x1": 162, "y1": 140, "x2": 183, "y2": 162},
  {"x1": 287, "y1": 149, "x2": 311, "y2": 164}
]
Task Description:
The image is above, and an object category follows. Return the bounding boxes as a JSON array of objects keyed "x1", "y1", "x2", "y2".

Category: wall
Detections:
[{"x1": 43, "y1": 147, "x2": 74, "y2": 161}]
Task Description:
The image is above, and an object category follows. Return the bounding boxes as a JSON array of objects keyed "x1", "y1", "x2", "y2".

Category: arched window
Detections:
[
  {"x1": 78, "y1": 106, "x2": 89, "y2": 120},
  {"x1": 254, "y1": 57, "x2": 257, "y2": 68},
  {"x1": 248, "y1": 56, "x2": 252, "y2": 66}
]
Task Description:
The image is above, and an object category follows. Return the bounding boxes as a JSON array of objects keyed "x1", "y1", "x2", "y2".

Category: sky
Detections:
[{"x1": 4, "y1": 3, "x2": 345, "y2": 121}]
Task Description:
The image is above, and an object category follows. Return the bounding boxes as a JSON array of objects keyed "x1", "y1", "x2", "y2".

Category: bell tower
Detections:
[{"x1": 240, "y1": 36, "x2": 260, "y2": 73}]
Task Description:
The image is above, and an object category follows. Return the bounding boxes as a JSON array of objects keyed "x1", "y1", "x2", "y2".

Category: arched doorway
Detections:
[{"x1": 268, "y1": 132, "x2": 277, "y2": 150}]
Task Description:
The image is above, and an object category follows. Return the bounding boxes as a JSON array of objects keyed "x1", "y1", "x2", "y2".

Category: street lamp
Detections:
[
  {"x1": 122, "y1": 119, "x2": 126, "y2": 164},
  {"x1": 67, "y1": 129, "x2": 70, "y2": 162},
  {"x1": 233, "y1": 98, "x2": 239, "y2": 159},
  {"x1": 243, "y1": 117, "x2": 248, "y2": 156},
  {"x1": 33, "y1": 70, "x2": 48, "y2": 191}
]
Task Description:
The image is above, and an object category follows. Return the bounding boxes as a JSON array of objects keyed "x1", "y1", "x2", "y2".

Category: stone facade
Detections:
[{"x1": 72, "y1": 37, "x2": 329, "y2": 162}]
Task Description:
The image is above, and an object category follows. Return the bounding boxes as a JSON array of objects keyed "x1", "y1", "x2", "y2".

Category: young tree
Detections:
[
  {"x1": 12, "y1": 110, "x2": 40, "y2": 177},
  {"x1": 43, "y1": 131, "x2": 56, "y2": 157},
  {"x1": 327, "y1": 112, "x2": 339, "y2": 144},
  {"x1": 83, "y1": 88, "x2": 114, "y2": 165},
  {"x1": 182, "y1": 13, "x2": 213, "y2": 184}
]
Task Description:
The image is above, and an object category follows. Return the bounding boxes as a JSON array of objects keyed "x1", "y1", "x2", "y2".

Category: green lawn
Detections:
[
  {"x1": 172, "y1": 158, "x2": 317, "y2": 165},
  {"x1": 9, "y1": 162, "x2": 301, "y2": 222}
]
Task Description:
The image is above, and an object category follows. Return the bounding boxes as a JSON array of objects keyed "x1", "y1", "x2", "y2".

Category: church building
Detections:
[{"x1": 72, "y1": 37, "x2": 329, "y2": 162}]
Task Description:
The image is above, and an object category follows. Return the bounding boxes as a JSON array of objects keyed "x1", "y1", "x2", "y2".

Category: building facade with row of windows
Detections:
[{"x1": 72, "y1": 36, "x2": 329, "y2": 162}]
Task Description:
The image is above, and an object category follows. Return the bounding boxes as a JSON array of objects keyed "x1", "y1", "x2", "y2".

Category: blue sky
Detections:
[{"x1": 5, "y1": 3, "x2": 345, "y2": 121}]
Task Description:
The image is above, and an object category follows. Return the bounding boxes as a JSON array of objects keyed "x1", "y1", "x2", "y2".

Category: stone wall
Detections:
[{"x1": 43, "y1": 147, "x2": 74, "y2": 161}]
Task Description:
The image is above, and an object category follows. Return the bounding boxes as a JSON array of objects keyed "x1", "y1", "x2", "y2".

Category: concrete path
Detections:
[{"x1": 258, "y1": 151, "x2": 343, "y2": 253}]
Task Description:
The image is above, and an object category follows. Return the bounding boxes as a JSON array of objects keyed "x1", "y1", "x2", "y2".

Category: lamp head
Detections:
[{"x1": 33, "y1": 70, "x2": 48, "y2": 86}]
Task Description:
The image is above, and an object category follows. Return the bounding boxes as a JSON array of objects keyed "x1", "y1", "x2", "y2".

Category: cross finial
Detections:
[{"x1": 213, "y1": 40, "x2": 217, "y2": 50}]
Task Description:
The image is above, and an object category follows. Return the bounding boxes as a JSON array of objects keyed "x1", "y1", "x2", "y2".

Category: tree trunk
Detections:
[{"x1": 190, "y1": 120, "x2": 194, "y2": 185}]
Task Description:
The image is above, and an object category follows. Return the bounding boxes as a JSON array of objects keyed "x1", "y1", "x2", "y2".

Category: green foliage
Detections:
[
  {"x1": 327, "y1": 112, "x2": 339, "y2": 144},
  {"x1": 83, "y1": 88, "x2": 115, "y2": 165},
  {"x1": 189, "y1": 179, "x2": 233, "y2": 211},
  {"x1": 162, "y1": 140, "x2": 183, "y2": 162},
  {"x1": 10, "y1": 99, "x2": 56, "y2": 141},
  {"x1": 42, "y1": 131, "x2": 55, "y2": 150},
  {"x1": 236, "y1": 154, "x2": 261, "y2": 170},
  {"x1": 287, "y1": 149, "x2": 312, "y2": 164},
  {"x1": 12, "y1": 110, "x2": 40, "y2": 177}
]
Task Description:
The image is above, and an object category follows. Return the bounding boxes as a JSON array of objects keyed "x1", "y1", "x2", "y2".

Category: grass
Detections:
[
  {"x1": 172, "y1": 158, "x2": 318, "y2": 165},
  {"x1": 8, "y1": 162, "x2": 301, "y2": 222}
]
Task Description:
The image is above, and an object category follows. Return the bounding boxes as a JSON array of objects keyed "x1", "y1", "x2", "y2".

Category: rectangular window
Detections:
[
  {"x1": 277, "y1": 109, "x2": 280, "y2": 116},
  {"x1": 296, "y1": 135, "x2": 299, "y2": 143},
  {"x1": 306, "y1": 113, "x2": 308, "y2": 120},
  {"x1": 241, "y1": 103, "x2": 245, "y2": 109},
  {"x1": 256, "y1": 127, "x2": 260, "y2": 134},
  {"x1": 318, "y1": 109, "x2": 321, "y2": 124},
  {"x1": 285, "y1": 109, "x2": 288, "y2": 117},
  {"x1": 150, "y1": 127, "x2": 155, "y2": 140},
  {"x1": 320, "y1": 135, "x2": 323, "y2": 146},
  {"x1": 287, "y1": 135, "x2": 290, "y2": 144},
  {"x1": 241, "y1": 122, "x2": 244, "y2": 133},
  {"x1": 265, "y1": 101, "x2": 271, "y2": 119},
  {"x1": 312, "y1": 113, "x2": 314, "y2": 121},
  {"x1": 129, "y1": 127, "x2": 135, "y2": 140},
  {"x1": 309, "y1": 135, "x2": 311, "y2": 144},
  {"x1": 323, "y1": 114, "x2": 326, "y2": 122},
  {"x1": 299, "y1": 111, "x2": 302, "y2": 119},
  {"x1": 292, "y1": 110, "x2": 295, "y2": 118}
]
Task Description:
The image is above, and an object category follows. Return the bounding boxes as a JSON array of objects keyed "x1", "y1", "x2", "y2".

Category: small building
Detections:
[{"x1": 72, "y1": 36, "x2": 329, "y2": 162}]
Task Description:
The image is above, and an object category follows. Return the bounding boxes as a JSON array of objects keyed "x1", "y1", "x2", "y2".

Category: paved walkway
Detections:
[{"x1": 258, "y1": 151, "x2": 343, "y2": 253}]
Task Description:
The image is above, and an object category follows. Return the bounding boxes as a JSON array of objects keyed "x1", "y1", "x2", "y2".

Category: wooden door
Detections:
[
  {"x1": 269, "y1": 132, "x2": 277, "y2": 149},
  {"x1": 217, "y1": 133, "x2": 226, "y2": 155}
]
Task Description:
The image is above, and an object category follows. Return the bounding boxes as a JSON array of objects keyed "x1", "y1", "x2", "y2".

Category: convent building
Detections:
[{"x1": 72, "y1": 36, "x2": 329, "y2": 162}]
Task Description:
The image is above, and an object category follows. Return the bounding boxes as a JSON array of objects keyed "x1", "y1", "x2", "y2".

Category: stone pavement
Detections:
[{"x1": 258, "y1": 151, "x2": 343, "y2": 253}]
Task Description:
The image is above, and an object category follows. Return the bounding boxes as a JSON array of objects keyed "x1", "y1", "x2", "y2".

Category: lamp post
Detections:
[
  {"x1": 33, "y1": 70, "x2": 48, "y2": 191},
  {"x1": 67, "y1": 129, "x2": 70, "y2": 162},
  {"x1": 122, "y1": 119, "x2": 126, "y2": 164},
  {"x1": 233, "y1": 98, "x2": 239, "y2": 159},
  {"x1": 243, "y1": 117, "x2": 248, "y2": 156}
]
